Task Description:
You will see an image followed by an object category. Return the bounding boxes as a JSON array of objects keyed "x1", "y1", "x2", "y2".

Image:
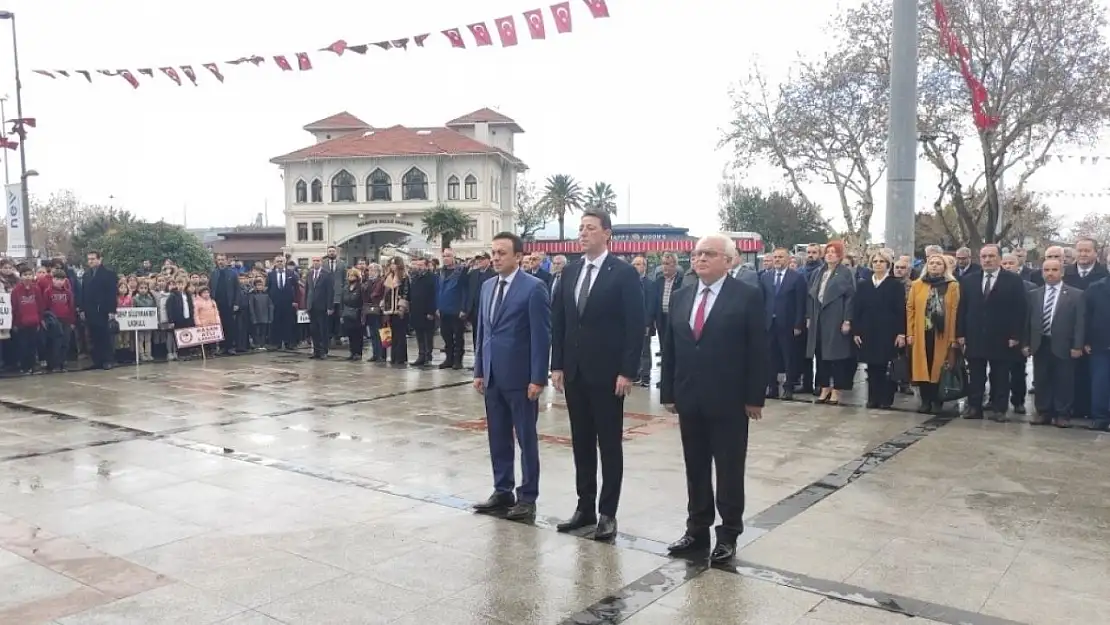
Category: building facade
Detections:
[{"x1": 271, "y1": 109, "x2": 527, "y2": 265}]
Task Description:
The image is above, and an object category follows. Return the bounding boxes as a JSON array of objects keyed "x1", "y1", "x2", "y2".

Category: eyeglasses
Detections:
[{"x1": 692, "y1": 250, "x2": 722, "y2": 259}]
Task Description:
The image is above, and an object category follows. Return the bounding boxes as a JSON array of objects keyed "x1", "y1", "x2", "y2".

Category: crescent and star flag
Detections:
[
  {"x1": 551, "y1": 2, "x2": 573, "y2": 33},
  {"x1": 274, "y1": 55, "x2": 293, "y2": 71},
  {"x1": 0, "y1": 137, "x2": 17, "y2": 150},
  {"x1": 414, "y1": 33, "x2": 430, "y2": 47},
  {"x1": 582, "y1": 0, "x2": 610, "y2": 18},
  {"x1": 296, "y1": 53, "x2": 312, "y2": 70},
  {"x1": 16, "y1": 118, "x2": 35, "y2": 128},
  {"x1": 442, "y1": 28, "x2": 466, "y2": 48},
  {"x1": 495, "y1": 16, "x2": 519, "y2": 46},
  {"x1": 523, "y1": 8, "x2": 546, "y2": 39},
  {"x1": 322, "y1": 39, "x2": 347, "y2": 55},
  {"x1": 118, "y1": 70, "x2": 140, "y2": 89},
  {"x1": 181, "y1": 65, "x2": 198, "y2": 85},
  {"x1": 160, "y1": 67, "x2": 182, "y2": 85},
  {"x1": 203, "y1": 63, "x2": 225, "y2": 82},
  {"x1": 468, "y1": 23, "x2": 493, "y2": 46}
]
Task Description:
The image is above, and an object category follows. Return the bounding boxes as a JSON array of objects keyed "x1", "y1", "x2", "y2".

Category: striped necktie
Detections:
[{"x1": 1042, "y1": 285, "x2": 1057, "y2": 335}]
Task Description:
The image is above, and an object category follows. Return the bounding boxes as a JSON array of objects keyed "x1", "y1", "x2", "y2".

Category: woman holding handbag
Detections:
[
  {"x1": 380, "y1": 256, "x2": 411, "y2": 366},
  {"x1": 853, "y1": 250, "x2": 907, "y2": 409},
  {"x1": 906, "y1": 253, "x2": 962, "y2": 414},
  {"x1": 363, "y1": 263, "x2": 386, "y2": 362}
]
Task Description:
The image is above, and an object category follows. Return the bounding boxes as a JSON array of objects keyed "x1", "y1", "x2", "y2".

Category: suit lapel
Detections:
[
  {"x1": 581, "y1": 255, "x2": 614, "y2": 316},
  {"x1": 492, "y1": 277, "x2": 516, "y2": 328},
  {"x1": 566, "y1": 261, "x2": 584, "y2": 321},
  {"x1": 674, "y1": 283, "x2": 696, "y2": 342},
  {"x1": 698, "y1": 278, "x2": 731, "y2": 341}
]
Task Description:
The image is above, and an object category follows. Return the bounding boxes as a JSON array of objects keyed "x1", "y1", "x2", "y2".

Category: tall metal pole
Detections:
[
  {"x1": 883, "y1": 0, "x2": 919, "y2": 256},
  {"x1": 0, "y1": 97, "x2": 9, "y2": 186},
  {"x1": 9, "y1": 14, "x2": 30, "y2": 257}
]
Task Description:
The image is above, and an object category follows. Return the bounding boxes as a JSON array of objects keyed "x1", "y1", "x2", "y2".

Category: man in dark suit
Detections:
[
  {"x1": 761, "y1": 247, "x2": 805, "y2": 399},
  {"x1": 661, "y1": 233, "x2": 768, "y2": 564},
  {"x1": 463, "y1": 252, "x2": 495, "y2": 362},
  {"x1": 954, "y1": 247, "x2": 981, "y2": 280},
  {"x1": 1024, "y1": 259, "x2": 1085, "y2": 427},
  {"x1": 957, "y1": 244, "x2": 1027, "y2": 420},
  {"x1": 324, "y1": 246, "x2": 347, "y2": 345},
  {"x1": 551, "y1": 210, "x2": 645, "y2": 541},
  {"x1": 632, "y1": 256, "x2": 658, "y2": 387},
  {"x1": 653, "y1": 253, "x2": 683, "y2": 384},
  {"x1": 408, "y1": 257, "x2": 437, "y2": 366},
  {"x1": 209, "y1": 253, "x2": 240, "y2": 355},
  {"x1": 1002, "y1": 253, "x2": 1038, "y2": 414},
  {"x1": 79, "y1": 250, "x2": 118, "y2": 370},
  {"x1": 305, "y1": 256, "x2": 334, "y2": 359},
  {"x1": 525, "y1": 254, "x2": 553, "y2": 290},
  {"x1": 267, "y1": 254, "x2": 299, "y2": 350},
  {"x1": 472, "y1": 232, "x2": 551, "y2": 521},
  {"x1": 1063, "y1": 237, "x2": 1108, "y2": 422}
]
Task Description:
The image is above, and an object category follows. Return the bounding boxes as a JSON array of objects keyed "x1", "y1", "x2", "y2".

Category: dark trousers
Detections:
[
  {"x1": 14, "y1": 327, "x2": 38, "y2": 371},
  {"x1": 564, "y1": 374, "x2": 625, "y2": 517},
  {"x1": 440, "y1": 314, "x2": 465, "y2": 365},
  {"x1": 366, "y1": 315, "x2": 384, "y2": 360},
  {"x1": 470, "y1": 312, "x2": 479, "y2": 357},
  {"x1": 815, "y1": 345, "x2": 851, "y2": 390},
  {"x1": 968, "y1": 357, "x2": 1010, "y2": 412},
  {"x1": 236, "y1": 312, "x2": 251, "y2": 352},
  {"x1": 387, "y1": 315, "x2": 409, "y2": 363},
  {"x1": 414, "y1": 323, "x2": 435, "y2": 361},
  {"x1": 253, "y1": 323, "x2": 269, "y2": 347},
  {"x1": 1090, "y1": 350, "x2": 1110, "y2": 425},
  {"x1": 49, "y1": 322, "x2": 71, "y2": 370},
  {"x1": 271, "y1": 301, "x2": 294, "y2": 347},
  {"x1": 343, "y1": 317, "x2": 364, "y2": 357},
  {"x1": 1010, "y1": 357, "x2": 1029, "y2": 408},
  {"x1": 485, "y1": 379, "x2": 541, "y2": 503},
  {"x1": 1074, "y1": 354, "x2": 1092, "y2": 418},
  {"x1": 768, "y1": 326, "x2": 795, "y2": 392},
  {"x1": 88, "y1": 319, "x2": 113, "y2": 367},
  {"x1": 1033, "y1": 341, "x2": 1075, "y2": 417},
  {"x1": 866, "y1": 362, "x2": 895, "y2": 406},
  {"x1": 638, "y1": 333, "x2": 652, "y2": 381},
  {"x1": 919, "y1": 382, "x2": 940, "y2": 405},
  {"x1": 217, "y1": 303, "x2": 236, "y2": 352},
  {"x1": 678, "y1": 411, "x2": 748, "y2": 543},
  {"x1": 308, "y1": 308, "x2": 329, "y2": 356}
]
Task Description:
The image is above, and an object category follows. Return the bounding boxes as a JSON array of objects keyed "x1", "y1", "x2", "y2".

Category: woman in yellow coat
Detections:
[{"x1": 906, "y1": 254, "x2": 960, "y2": 414}]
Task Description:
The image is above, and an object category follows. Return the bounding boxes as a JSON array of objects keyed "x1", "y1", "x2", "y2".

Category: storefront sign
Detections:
[
  {"x1": 174, "y1": 324, "x2": 225, "y2": 348},
  {"x1": 356, "y1": 218, "x2": 415, "y2": 229}
]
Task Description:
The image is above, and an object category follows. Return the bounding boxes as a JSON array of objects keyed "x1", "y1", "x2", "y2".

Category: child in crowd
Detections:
[
  {"x1": 235, "y1": 274, "x2": 251, "y2": 352},
  {"x1": 248, "y1": 278, "x2": 273, "y2": 349},
  {"x1": 167, "y1": 279, "x2": 195, "y2": 359},
  {"x1": 115, "y1": 283, "x2": 133, "y2": 362},
  {"x1": 154, "y1": 278, "x2": 175, "y2": 361},
  {"x1": 194, "y1": 286, "x2": 220, "y2": 327},
  {"x1": 43, "y1": 270, "x2": 76, "y2": 372},
  {"x1": 11, "y1": 268, "x2": 43, "y2": 374},
  {"x1": 131, "y1": 280, "x2": 156, "y2": 362}
]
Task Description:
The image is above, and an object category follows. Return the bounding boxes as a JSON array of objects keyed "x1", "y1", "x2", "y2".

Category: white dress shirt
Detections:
[
  {"x1": 1042, "y1": 283, "x2": 1060, "y2": 333},
  {"x1": 574, "y1": 250, "x2": 608, "y2": 306},
  {"x1": 982, "y1": 270, "x2": 997, "y2": 293},
  {"x1": 490, "y1": 268, "x2": 519, "y2": 318},
  {"x1": 689, "y1": 275, "x2": 727, "y2": 329}
]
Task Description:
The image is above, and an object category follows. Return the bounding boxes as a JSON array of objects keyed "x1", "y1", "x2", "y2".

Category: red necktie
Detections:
[{"x1": 693, "y1": 288, "x2": 710, "y2": 340}]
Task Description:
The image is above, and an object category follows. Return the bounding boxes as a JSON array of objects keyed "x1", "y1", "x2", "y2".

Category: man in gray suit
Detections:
[
  {"x1": 1023, "y1": 259, "x2": 1085, "y2": 427},
  {"x1": 306, "y1": 256, "x2": 335, "y2": 359},
  {"x1": 324, "y1": 246, "x2": 347, "y2": 344}
]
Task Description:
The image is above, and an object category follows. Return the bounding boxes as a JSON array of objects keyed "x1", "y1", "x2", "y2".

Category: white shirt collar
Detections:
[
  {"x1": 499, "y1": 268, "x2": 520, "y2": 286},
  {"x1": 872, "y1": 273, "x2": 886, "y2": 287},
  {"x1": 583, "y1": 250, "x2": 608, "y2": 269},
  {"x1": 699, "y1": 274, "x2": 727, "y2": 295}
]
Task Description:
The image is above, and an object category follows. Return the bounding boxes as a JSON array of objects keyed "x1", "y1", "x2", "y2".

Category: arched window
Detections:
[
  {"x1": 402, "y1": 167, "x2": 428, "y2": 201},
  {"x1": 367, "y1": 169, "x2": 391, "y2": 201},
  {"x1": 295, "y1": 180, "x2": 307, "y2": 203},
  {"x1": 447, "y1": 175, "x2": 460, "y2": 201},
  {"x1": 464, "y1": 174, "x2": 478, "y2": 200},
  {"x1": 309, "y1": 179, "x2": 323, "y2": 203},
  {"x1": 331, "y1": 170, "x2": 356, "y2": 202}
]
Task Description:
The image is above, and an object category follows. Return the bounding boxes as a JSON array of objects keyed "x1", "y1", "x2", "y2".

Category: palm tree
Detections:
[
  {"x1": 540, "y1": 174, "x2": 583, "y2": 240},
  {"x1": 584, "y1": 182, "x2": 618, "y2": 216},
  {"x1": 421, "y1": 204, "x2": 474, "y2": 250}
]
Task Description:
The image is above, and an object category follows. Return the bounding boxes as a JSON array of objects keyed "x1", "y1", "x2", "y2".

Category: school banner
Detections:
[
  {"x1": 0, "y1": 293, "x2": 11, "y2": 330},
  {"x1": 5, "y1": 184, "x2": 27, "y2": 259},
  {"x1": 116, "y1": 307, "x2": 159, "y2": 331},
  {"x1": 174, "y1": 324, "x2": 224, "y2": 348}
]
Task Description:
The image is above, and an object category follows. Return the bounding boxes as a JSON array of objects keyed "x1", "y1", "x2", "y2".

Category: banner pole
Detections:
[
  {"x1": 134, "y1": 331, "x2": 139, "y2": 368},
  {"x1": 200, "y1": 343, "x2": 206, "y2": 363}
]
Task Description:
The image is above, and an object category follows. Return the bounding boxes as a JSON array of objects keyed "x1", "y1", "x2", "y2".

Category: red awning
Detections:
[{"x1": 525, "y1": 236, "x2": 762, "y2": 254}]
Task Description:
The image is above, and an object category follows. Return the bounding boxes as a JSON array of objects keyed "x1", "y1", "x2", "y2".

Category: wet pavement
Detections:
[{"x1": 0, "y1": 344, "x2": 1108, "y2": 624}]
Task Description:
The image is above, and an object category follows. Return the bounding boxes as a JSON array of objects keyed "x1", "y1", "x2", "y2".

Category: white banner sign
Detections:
[
  {"x1": 174, "y1": 324, "x2": 224, "y2": 348},
  {"x1": 5, "y1": 183, "x2": 27, "y2": 258},
  {"x1": 297, "y1": 309, "x2": 310, "y2": 324},
  {"x1": 116, "y1": 307, "x2": 159, "y2": 331},
  {"x1": 0, "y1": 293, "x2": 11, "y2": 331}
]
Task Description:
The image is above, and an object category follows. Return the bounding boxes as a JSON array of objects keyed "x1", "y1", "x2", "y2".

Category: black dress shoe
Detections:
[
  {"x1": 710, "y1": 542, "x2": 736, "y2": 563},
  {"x1": 666, "y1": 534, "x2": 710, "y2": 555},
  {"x1": 594, "y1": 515, "x2": 617, "y2": 541},
  {"x1": 781, "y1": 390, "x2": 794, "y2": 400},
  {"x1": 505, "y1": 502, "x2": 536, "y2": 521},
  {"x1": 473, "y1": 492, "x2": 515, "y2": 513},
  {"x1": 556, "y1": 511, "x2": 597, "y2": 532}
]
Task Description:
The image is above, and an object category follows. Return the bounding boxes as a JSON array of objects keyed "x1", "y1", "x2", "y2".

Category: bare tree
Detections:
[
  {"x1": 1070, "y1": 212, "x2": 1110, "y2": 245},
  {"x1": 514, "y1": 177, "x2": 548, "y2": 240}
]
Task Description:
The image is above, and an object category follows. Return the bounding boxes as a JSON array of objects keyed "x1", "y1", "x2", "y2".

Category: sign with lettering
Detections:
[
  {"x1": 116, "y1": 307, "x2": 159, "y2": 331},
  {"x1": 297, "y1": 310, "x2": 310, "y2": 324},
  {"x1": 174, "y1": 324, "x2": 224, "y2": 348},
  {"x1": 5, "y1": 183, "x2": 27, "y2": 258},
  {"x1": 0, "y1": 293, "x2": 11, "y2": 330},
  {"x1": 356, "y1": 218, "x2": 415, "y2": 229}
]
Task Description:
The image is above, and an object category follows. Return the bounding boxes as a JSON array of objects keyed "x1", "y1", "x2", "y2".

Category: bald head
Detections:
[{"x1": 1041, "y1": 258, "x2": 1064, "y2": 285}]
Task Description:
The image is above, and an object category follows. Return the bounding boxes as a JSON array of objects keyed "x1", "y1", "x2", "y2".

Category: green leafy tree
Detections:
[
  {"x1": 718, "y1": 182, "x2": 830, "y2": 250},
  {"x1": 71, "y1": 208, "x2": 138, "y2": 262},
  {"x1": 98, "y1": 221, "x2": 213, "y2": 274},
  {"x1": 540, "y1": 174, "x2": 583, "y2": 240},
  {"x1": 421, "y1": 204, "x2": 474, "y2": 250},
  {"x1": 584, "y1": 182, "x2": 618, "y2": 215}
]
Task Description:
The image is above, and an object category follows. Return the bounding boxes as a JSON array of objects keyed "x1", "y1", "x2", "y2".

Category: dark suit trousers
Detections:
[
  {"x1": 271, "y1": 301, "x2": 293, "y2": 347},
  {"x1": 1074, "y1": 354, "x2": 1092, "y2": 418},
  {"x1": 866, "y1": 362, "x2": 894, "y2": 406},
  {"x1": 968, "y1": 358, "x2": 1010, "y2": 412},
  {"x1": 440, "y1": 315, "x2": 465, "y2": 365},
  {"x1": 678, "y1": 411, "x2": 748, "y2": 543},
  {"x1": 1009, "y1": 356, "x2": 1028, "y2": 408},
  {"x1": 87, "y1": 318, "x2": 113, "y2": 367},
  {"x1": 485, "y1": 379, "x2": 541, "y2": 503},
  {"x1": 308, "y1": 308, "x2": 329, "y2": 356},
  {"x1": 1033, "y1": 341, "x2": 1075, "y2": 417},
  {"x1": 564, "y1": 373, "x2": 625, "y2": 517},
  {"x1": 217, "y1": 302, "x2": 236, "y2": 352},
  {"x1": 768, "y1": 324, "x2": 795, "y2": 391},
  {"x1": 414, "y1": 322, "x2": 435, "y2": 361}
]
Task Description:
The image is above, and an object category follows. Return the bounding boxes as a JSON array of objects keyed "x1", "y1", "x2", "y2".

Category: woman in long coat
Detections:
[
  {"x1": 806, "y1": 240, "x2": 856, "y2": 405},
  {"x1": 906, "y1": 254, "x2": 961, "y2": 414},
  {"x1": 852, "y1": 250, "x2": 907, "y2": 409}
]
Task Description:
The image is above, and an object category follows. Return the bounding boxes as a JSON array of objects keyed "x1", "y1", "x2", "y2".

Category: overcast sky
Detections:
[{"x1": 2, "y1": 0, "x2": 1107, "y2": 241}]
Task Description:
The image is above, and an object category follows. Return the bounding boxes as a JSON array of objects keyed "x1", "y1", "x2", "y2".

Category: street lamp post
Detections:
[
  {"x1": 0, "y1": 11, "x2": 32, "y2": 258},
  {"x1": 883, "y1": 0, "x2": 919, "y2": 257}
]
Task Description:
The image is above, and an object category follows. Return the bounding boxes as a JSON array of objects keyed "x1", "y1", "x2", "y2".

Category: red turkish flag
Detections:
[
  {"x1": 296, "y1": 53, "x2": 312, "y2": 70},
  {"x1": 322, "y1": 39, "x2": 347, "y2": 55},
  {"x1": 550, "y1": 2, "x2": 573, "y2": 33},
  {"x1": 523, "y1": 9, "x2": 546, "y2": 39},
  {"x1": 118, "y1": 70, "x2": 140, "y2": 89},
  {"x1": 274, "y1": 56, "x2": 293, "y2": 71},
  {"x1": 582, "y1": 0, "x2": 609, "y2": 18},
  {"x1": 468, "y1": 23, "x2": 493, "y2": 46},
  {"x1": 414, "y1": 33, "x2": 430, "y2": 47},
  {"x1": 0, "y1": 137, "x2": 17, "y2": 150},
  {"x1": 495, "y1": 16, "x2": 518, "y2": 46},
  {"x1": 160, "y1": 67, "x2": 182, "y2": 85},
  {"x1": 203, "y1": 63, "x2": 224, "y2": 82},
  {"x1": 180, "y1": 65, "x2": 198, "y2": 85},
  {"x1": 442, "y1": 28, "x2": 466, "y2": 48}
]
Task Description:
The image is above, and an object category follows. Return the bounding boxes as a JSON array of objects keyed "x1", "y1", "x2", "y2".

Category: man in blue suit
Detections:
[
  {"x1": 472, "y1": 231, "x2": 552, "y2": 521},
  {"x1": 761, "y1": 248, "x2": 806, "y2": 399}
]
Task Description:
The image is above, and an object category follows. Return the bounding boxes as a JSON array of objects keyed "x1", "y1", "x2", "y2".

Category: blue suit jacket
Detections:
[
  {"x1": 474, "y1": 270, "x2": 551, "y2": 391},
  {"x1": 760, "y1": 267, "x2": 806, "y2": 332}
]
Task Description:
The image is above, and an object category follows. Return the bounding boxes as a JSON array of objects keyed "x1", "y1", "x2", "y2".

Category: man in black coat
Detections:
[
  {"x1": 463, "y1": 253, "x2": 495, "y2": 363},
  {"x1": 551, "y1": 210, "x2": 645, "y2": 541},
  {"x1": 661, "y1": 233, "x2": 768, "y2": 564},
  {"x1": 407, "y1": 257, "x2": 438, "y2": 366},
  {"x1": 209, "y1": 253, "x2": 240, "y2": 355},
  {"x1": 957, "y1": 244, "x2": 1027, "y2": 420},
  {"x1": 760, "y1": 248, "x2": 806, "y2": 399},
  {"x1": 266, "y1": 254, "x2": 299, "y2": 350},
  {"x1": 79, "y1": 251, "x2": 119, "y2": 370},
  {"x1": 1063, "y1": 237, "x2": 1108, "y2": 422},
  {"x1": 304, "y1": 257, "x2": 334, "y2": 359}
]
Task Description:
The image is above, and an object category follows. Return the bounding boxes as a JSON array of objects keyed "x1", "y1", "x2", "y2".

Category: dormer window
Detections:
[
  {"x1": 367, "y1": 169, "x2": 391, "y2": 201},
  {"x1": 447, "y1": 175, "x2": 460, "y2": 201},
  {"x1": 295, "y1": 180, "x2": 307, "y2": 203},
  {"x1": 464, "y1": 174, "x2": 478, "y2": 200},
  {"x1": 331, "y1": 170, "x2": 356, "y2": 202},
  {"x1": 402, "y1": 167, "x2": 428, "y2": 200},
  {"x1": 310, "y1": 179, "x2": 323, "y2": 203}
]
